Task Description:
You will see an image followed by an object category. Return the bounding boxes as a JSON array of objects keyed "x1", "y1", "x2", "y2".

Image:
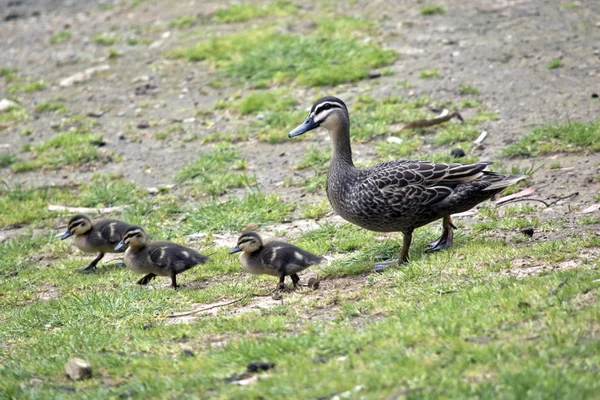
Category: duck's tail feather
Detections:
[{"x1": 483, "y1": 173, "x2": 529, "y2": 191}]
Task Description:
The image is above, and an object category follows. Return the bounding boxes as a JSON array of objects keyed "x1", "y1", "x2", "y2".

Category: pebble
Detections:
[
  {"x1": 450, "y1": 148, "x2": 466, "y2": 158},
  {"x1": 247, "y1": 361, "x2": 275, "y2": 373},
  {"x1": 0, "y1": 98, "x2": 18, "y2": 112},
  {"x1": 65, "y1": 358, "x2": 92, "y2": 381}
]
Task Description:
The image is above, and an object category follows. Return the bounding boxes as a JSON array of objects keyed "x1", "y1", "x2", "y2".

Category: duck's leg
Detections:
[
  {"x1": 427, "y1": 216, "x2": 455, "y2": 252},
  {"x1": 290, "y1": 274, "x2": 300, "y2": 288},
  {"x1": 374, "y1": 230, "x2": 413, "y2": 272},
  {"x1": 276, "y1": 275, "x2": 286, "y2": 291},
  {"x1": 171, "y1": 274, "x2": 178, "y2": 289},
  {"x1": 137, "y1": 273, "x2": 156, "y2": 285},
  {"x1": 76, "y1": 252, "x2": 104, "y2": 273}
]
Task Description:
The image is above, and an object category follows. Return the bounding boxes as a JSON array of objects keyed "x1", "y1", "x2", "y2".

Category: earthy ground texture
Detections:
[{"x1": 1, "y1": 0, "x2": 600, "y2": 398}]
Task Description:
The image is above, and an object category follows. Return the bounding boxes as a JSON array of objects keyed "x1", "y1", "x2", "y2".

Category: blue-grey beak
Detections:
[
  {"x1": 114, "y1": 240, "x2": 127, "y2": 251},
  {"x1": 60, "y1": 231, "x2": 74, "y2": 240},
  {"x1": 288, "y1": 115, "x2": 319, "y2": 138},
  {"x1": 229, "y1": 245, "x2": 242, "y2": 254}
]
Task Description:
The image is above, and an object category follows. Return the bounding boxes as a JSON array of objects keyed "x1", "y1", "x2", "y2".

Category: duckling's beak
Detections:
[
  {"x1": 114, "y1": 240, "x2": 127, "y2": 251},
  {"x1": 289, "y1": 115, "x2": 319, "y2": 138},
  {"x1": 229, "y1": 245, "x2": 242, "y2": 254},
  {"x1": 60, "y1": 230, "x2": 74, "y2": 240}
]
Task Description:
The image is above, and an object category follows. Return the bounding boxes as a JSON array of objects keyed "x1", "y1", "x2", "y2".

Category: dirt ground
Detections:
[{"x1": 1, "y1": 0, "x2": 599, "y2": 224}]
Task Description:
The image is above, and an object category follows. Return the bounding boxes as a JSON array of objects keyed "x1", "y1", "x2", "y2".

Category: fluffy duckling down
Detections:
[
  {"x1": 230, "y1": 232, "x2": 322, "y2": 290},
  {"x1": 61, "y1": 214, "x2": 132, "y2": 273},
  {"x1": 115, "y1": 226, "x2": 208, "y2": 289}
]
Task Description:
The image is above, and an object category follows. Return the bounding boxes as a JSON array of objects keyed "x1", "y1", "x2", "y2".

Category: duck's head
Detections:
[
  {"x1": 230, "y1": 231, "x2": 263, "y2": 254},
  {"x1": 115, "y1": 226, "x2": 148, "y2": 251},
  {"x1": 288, "y1": 96, "x2": 348, "y2": 138},
  {"x1": 61, "y1": 215, "x2": 92, "y2": 239}
]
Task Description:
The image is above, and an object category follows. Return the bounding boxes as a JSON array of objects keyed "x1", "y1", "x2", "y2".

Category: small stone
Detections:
[
  {"x1": 256, "y1": 113, "x2": 265, "y2": 120},
  {"x1": 119, "y1": 389, "x2": 137, "y2": 399},
  {"x1": 0, "y1": 98, "x2": 18, "y2": 112},
  {"x1": 247, "y1": 361, "x2": 275, "y2": 373},
  {"x1": 518, "y1": 301, "x2": 531, "y2": 309},
  {"x1": 147, "y1": 187, "x2": 159, "y2": 195},
  {"x1": 182, "y1": 349, "x2": 195, "y2": 357},
  {"x1": 450, "y1": 148, "x2": 466, "y2": 158},
  {"x1": 312, "y1": 356, "x2": 328, "y2": 364},
  {"x1": 272, "y1": 292, "x2": 283, "y2": 300},
  {"x1": 143, "y1": 323, "x2": 152, "y2": 330},
  {"x1": 592, "y1": 93, "x2": 598, "y2": 99},
  {"x1": 87, "y1": 110, "x2": 104, "y2": 118},
  {"x1": 368, "y1": 71, "x2": 382, "y2": 79},
  {"x1": 307, "y1": 278, "x2": 320, "y2": 290},
  {"x1": 137, "y1": 121, "x2": 150, "y2": 129},
  {"x1": 386, "y1": 136, "x2": 403, "y2": 144},
  {"x1": 65, "y1": 358, "x2": 92, "y2": 381},
  {"x1": 59, "y1": 65, "x2": 109, "y2": 87},
  {"x1": 520, "y1": 227, "x2": 534, "y2": 237}
]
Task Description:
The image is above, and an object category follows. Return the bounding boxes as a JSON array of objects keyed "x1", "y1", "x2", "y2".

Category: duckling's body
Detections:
[
  {"x1": 289, "y1": 96, "x2": 527, "y2": 269},
  {"x1": 230, "y1": 232, "x2": 322, "y2": 290},
  {"x1": 61, "y1": 214, "x2": 131, "y2": 273},
  {"x1": 115, "y1": 226, "x2": 208, "y2": 288}
]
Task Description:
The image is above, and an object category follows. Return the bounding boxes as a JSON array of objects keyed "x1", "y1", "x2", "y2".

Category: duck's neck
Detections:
[{"x1": 330, "y1": 119, "x2": 355, "y2": 168}]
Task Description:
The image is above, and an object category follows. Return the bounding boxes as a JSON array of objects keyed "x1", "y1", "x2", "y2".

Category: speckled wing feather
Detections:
[
  {"x1": 148, "y1": 242, "x2": 208, "y2": 274},
  {"x1": 355, "y1": 160, "x2": 492, "y2": 208},
  {"x1": 97, "y1": 219, "x2": 131, "y2": 245},
  {"x1": 260, "y1": 242, "x2": 322, "y2": 276}
]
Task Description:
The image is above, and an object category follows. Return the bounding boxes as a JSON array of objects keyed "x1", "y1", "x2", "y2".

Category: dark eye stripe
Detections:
[{"x1": 314, "y1": 102, "x2": 343, "y2": 115}]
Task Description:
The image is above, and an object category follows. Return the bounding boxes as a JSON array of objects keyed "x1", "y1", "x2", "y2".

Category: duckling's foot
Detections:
[
  {"x1": 76, "y1": 264, "x2": 96, "y2": 274},
  {"x1": 276, "y1": 282, "x2": 286, "y2": 291},
  {"x1": 137, "y1": 273, "x2": 156, "y2": 285},
  {"x1": 373, "y1": 259, "x2": 399, "y2": 273}
]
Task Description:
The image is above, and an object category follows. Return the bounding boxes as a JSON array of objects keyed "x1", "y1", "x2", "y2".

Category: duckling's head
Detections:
[
  {"x1": 229, "y1": 232, "x2": 263, "y2": 254},
  {"x1": 288, "y1": 96, "x2": 348, "y2": 138},
  {"x1": 115, "y1": 226, "x2": 148, "y2": 251},
  {"x1": 60, "y1": 214, "x2": 92, "y2": 240}
]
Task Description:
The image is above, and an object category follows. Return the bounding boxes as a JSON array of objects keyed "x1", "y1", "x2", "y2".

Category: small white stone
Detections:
[{"x1": 65, "y1": 358, "x2": 92, "y2": 381}]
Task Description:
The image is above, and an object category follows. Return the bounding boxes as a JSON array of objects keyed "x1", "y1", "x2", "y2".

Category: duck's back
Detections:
[
  {"x1": 327, "y1": 159, "x2": 525, "y2": 232},
  {"x1": 127, "y1": 242, "x2": 207, "y2": 276},
  {"x1": 243, "y1": 241, "x2": 322, "y2": 276}
]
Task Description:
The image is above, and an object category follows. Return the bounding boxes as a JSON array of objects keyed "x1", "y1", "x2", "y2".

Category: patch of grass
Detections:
[
  {"x1": 435, "y1": 123, "x2": 480, "y2": 145},
  {"x1": 213, "y1": 0, "x2": 298, "y2": 23},
  {"x1": 375, "y1": 135, "x2": 423, "y2": 159},
  {"x1": 176, "y1": 144, "x2": 255, "y2": 196},
  {"x1": 0, "y1": 67, "x2": 18, "y2": 82},
  {"x1": 49, "y1": 30, "x2": 72, "y2": 45},
  {"x1": 230, "y1": 90, "x2": 297, "y2": 116},
  {"x1": 295, "y1": 147, "x2": 330, "y2": 170},
  {"x1": 421, "y1": 4, "x2": 446, "y2": 15},
  {"x1": 11, "y1": 129, "x2": 110, "y2": 173},
  {"x1": 504, "y1": 120, "x2": 600, "y2": 157},
  {"x1": 170, "y1": 19, "x2": 396, "y2": 87},
  {"x1": 300, "y1": 199, "x2": 331, "y2": 219},
  {"x1": 183, "y1": 191, "x2": 294, "y2": 232},
  {"x1": 549, "y1": 162, "x2": 561, "y2": 169},
  {"x1": 547, "y1": 59, "x2": 564, "y2": 69},
  {"x1": 108, "y1": 48, "x2": 120, "y2": 58},
  {"x1": 79, "y1": 174, "x2": 146, "y2": 207},
  {"x1": 92, "y1": 32, "x2": 121, "y2": 46},
  {"x1": 34, "y1": 102, "x2": 67, "y2": 114},
  {"x1": 0, "y1": 154, "x2": 17, "y2": 168},
  {"x1": 7, "y1": 80, "x2": 46, "y2": 95},
  {"x1": 0, "y1": 105, "x2": 28, "y2": 128},
  {"x1": 458, "y1": 99, "x2": 481, "y2": 108},
  {"x1": 458, "y1": 84, "x2": 480, "y2": 95},
  {"x1": 169, "y1": 15, "x2": 195, "y2": 29},
  {"x1": 419, "y1": 69, "x2": 440, "y2": 79}
]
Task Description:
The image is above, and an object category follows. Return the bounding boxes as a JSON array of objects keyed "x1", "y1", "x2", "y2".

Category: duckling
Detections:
[
  {"x1": 60, "y1": 214, "x2": 132, "y2": 273},
  {"x1": 114, "y1": 226, "x2": 208, "y2": 289},
  {"x1": 288, "y1": 96, "x2": 527, "y2": 270},
  {"x1": 230, "y1": 232, "x2": 322, "y2": 290}
]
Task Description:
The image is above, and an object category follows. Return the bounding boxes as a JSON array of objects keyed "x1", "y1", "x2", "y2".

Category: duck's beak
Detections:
[
  {"x1": 114, "y1": 240, "x2": 127, "y2": 251},
  {"x1": 289, "y1": 115, "x2": 319, "y2": 138},
  {"x1": 229, "y1": 245, "x2": 242, "y2": 254},
  {"x1": 60, "y1": 231, "x2": 73, "y2": 240}
]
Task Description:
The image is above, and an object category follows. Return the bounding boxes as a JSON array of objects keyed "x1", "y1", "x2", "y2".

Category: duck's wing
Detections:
[
  {"x1": 148, "y1": 242, "x2": 208, "y2": 274},
  {"x1": 360, "y1": 160, "x2": 494, "y2": 207},
  {"x1": 260, "y1": 242, "x2": 322, "y2": 275},
  {"x1": 97, "y1": 219, "x2": 131, "y2": 244}
]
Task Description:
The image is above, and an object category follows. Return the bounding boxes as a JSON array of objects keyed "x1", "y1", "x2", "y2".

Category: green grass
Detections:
[
  {"x1": 168, "y1": 15, "x2": 195, "y2": 29},
  {"x1": 92, "y1": 32, "x2": 121, "y2": 46},
  {"x1": 295, "y1": 147, "x2": 330, "y2": 170},
  {"x1": 421, "y1": 4, "x2": 446, "y2": 15},
  {"x1": 458, "y1": 84, "x2": 481, "y2": 95},
  {"x1": 34, "y1": 102, "x2": 67, "y2": 114},
  {"x1": 230, "y1": 90, "x2": 297, "y2": 115},
  {"x1": 0, "y1": 154, "x2": 17, "y2": 168},
  {"x1": 169, "y1": 18, "x2": 396, "y2": 87},
  {"x1": 182, "y1": 191, "x2": 294, "y2": 232},
  {"x1": 176, "y1": 143, "x2": 255, "y2": 196},
  {"x1": 504, "y1": 120, "x2": 600, "y2": 157},
  {"x1": 213, "y1": 0, "x2": 298, "y2": 23},
  {"x1": 49, "y1": 30, "x2": 72, "y2": 45},
  {"x1": 11, "y1": 130, "x2": 111, "y2": 173},
  {"x1": 419, "y1": 69, "x2": 440, "y2": 79},
  {"x1": 0, "y1": 105, "x2": 28, "y2": 128},
  {"x1": 7, "y1": 80, "x2": 46, "y2": 95},
  {"x1": 547, "y1": 59, "x2": 564, "y2": 69}
]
